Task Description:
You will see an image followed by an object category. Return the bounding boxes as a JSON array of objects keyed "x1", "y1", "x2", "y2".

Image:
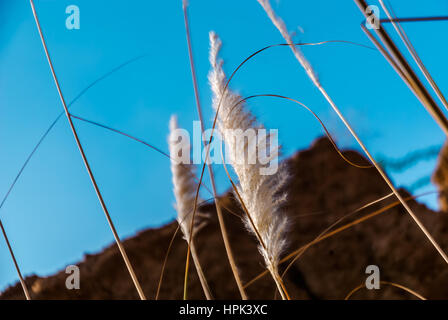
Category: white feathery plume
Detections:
[
  {"x1": 208, "y1": 32, "x2": 289, "y2": 299},
  {"x1": 257, "y1": 0, "x2": 319, "y2": 87},
  {"x1": 168, "y1": 115, "x2": 212, "y2": 300}
]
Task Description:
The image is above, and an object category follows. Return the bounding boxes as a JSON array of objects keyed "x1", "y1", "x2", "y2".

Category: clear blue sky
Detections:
[{"x1": 1, "y1": 0, "x2": 447, "y2": 291}]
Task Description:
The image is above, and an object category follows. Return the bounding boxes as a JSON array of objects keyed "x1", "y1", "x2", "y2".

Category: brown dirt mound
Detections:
[{"x1": 2, "y1": 137, "x2": 448, "y2": 300}]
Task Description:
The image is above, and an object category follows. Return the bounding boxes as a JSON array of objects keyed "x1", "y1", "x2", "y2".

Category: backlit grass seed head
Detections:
[
  {"x1": 257, "y1": 0, "x2": 320, "y2": 87},
  {"x1": 208, "y1": 31, "x2": 289, "y2": 273},
  {"x1": 169, "y1": 115, "x2": 207, "y2": 241}
]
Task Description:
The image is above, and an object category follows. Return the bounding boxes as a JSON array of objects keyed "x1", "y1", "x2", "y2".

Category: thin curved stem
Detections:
[{"x1": 345, "y1": 281, "x2": 426, "y2": 300}]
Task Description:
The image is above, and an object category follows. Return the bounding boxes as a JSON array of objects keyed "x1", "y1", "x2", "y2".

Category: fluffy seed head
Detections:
[
  {"x1": 257, "y1": 0, "x2": 320, "y2": 87},
  {"x1": 169, "y1": 115, "x2": 206, "y2": 241},
  {"x1": 208, "y1": 31, "x2": 289, "y2": 273}
]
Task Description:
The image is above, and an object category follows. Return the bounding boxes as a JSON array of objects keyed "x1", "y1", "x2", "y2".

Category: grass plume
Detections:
[
  {"x1": 182, "y1": 0, "x2": 248, "y2": 300},
  {"x1": 168, "y1": 115, "x2": 213, "y2": 300},
  {"x1": 208, "y1": 31, "x2": 290, "y2": 299}
]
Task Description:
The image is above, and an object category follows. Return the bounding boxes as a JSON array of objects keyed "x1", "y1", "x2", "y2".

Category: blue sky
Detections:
[{"x1": 1, "y1": 0, "x2": 447, "y2": 292}]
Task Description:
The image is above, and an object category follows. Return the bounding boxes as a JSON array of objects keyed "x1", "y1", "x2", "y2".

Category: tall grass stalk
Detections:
[
  {"x1": 257, "y1": 0, "x2": 448, "y2": 265},
  {"x1": 353, "y1": 0, "x2": 448, "y2": 135},
  {"x1": 169, "y1": 115, "x2": 213, "y2": 300},
  {"x1": 30, "y1": 0, "x2": 146, "y2": 300},
  {"x1": 0, "y1": 220, "x2": 30, "y2": 299},
  {"x1": 378, "y1": 0, "x2": 448, "y2": 112},
  {"x1": 182, "y1": 0, "x2": 247, "y2": 300}
]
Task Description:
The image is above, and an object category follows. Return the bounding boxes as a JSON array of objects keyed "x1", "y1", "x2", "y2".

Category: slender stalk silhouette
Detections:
[
  {"x1": 30, "y1": 0, "x2": 146, "y2": 300},
  {"x1": 0, "y1": 220, "x2": 30, "y2": 299},
  {"x1": 181, "y1": 0, "x2": 247, "y2": 300}
]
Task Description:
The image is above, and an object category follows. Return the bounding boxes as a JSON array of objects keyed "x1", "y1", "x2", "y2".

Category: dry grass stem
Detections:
[
  {"x1": 30, "y1": 0, "x2": 146, "y2": 300},
  {"x1": 345, "y1": 281, "x2": 426, "y2": 300},
  {"x1": 182, "y1": 0, "x2": 248, "y2": 300},
  {"x1": 378, "y1": 0, "x2": 448, "y2": 113}
]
